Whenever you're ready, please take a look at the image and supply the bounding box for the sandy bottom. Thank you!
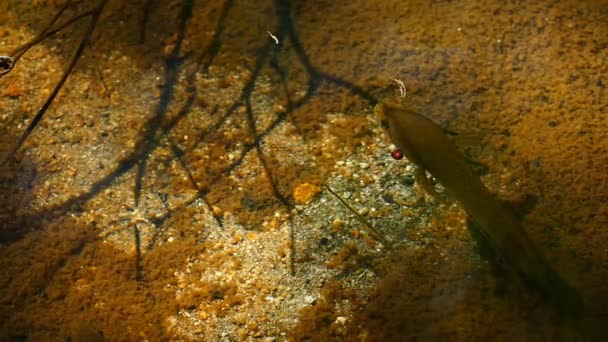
[0,0,607,340]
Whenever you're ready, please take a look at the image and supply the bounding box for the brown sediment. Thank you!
[0,216,189,340]
[0,0,607,340]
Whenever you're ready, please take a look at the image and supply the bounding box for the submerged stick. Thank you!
[325,184,389,246]
[1,0,108,166]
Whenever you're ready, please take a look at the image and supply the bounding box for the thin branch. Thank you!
[10,0,74,64]
[2,0,109,165]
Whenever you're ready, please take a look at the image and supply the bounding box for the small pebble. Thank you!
[304,295,316,304]
[335,316,347,325]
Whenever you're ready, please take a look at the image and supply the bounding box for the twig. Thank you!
[325,184,389,246]
[2,0,109,166]
[3,0,76,75]
[393,78,407,97]
[266,30,279,44]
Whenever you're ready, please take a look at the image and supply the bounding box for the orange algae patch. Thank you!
[0,209,245,341]
[293,182,321,205]
[290,280,362,341]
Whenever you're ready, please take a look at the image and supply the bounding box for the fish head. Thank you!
[373,102,423,165]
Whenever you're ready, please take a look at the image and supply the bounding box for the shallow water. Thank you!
[0,0,607,340]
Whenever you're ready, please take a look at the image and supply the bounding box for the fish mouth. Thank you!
[373,103,401,154]
[373,103,391,142]
[373,103,386,124]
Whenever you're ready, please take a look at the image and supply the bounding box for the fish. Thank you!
[374,102,582,315]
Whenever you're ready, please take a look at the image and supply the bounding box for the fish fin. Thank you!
[449,131,484,147]
[499,194,538,220]
[463,155,490,176]
[445,130,490,175]
[414,167,449,204]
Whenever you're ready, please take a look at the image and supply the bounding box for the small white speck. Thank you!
[267,30,279,44]
[304,295,316,304]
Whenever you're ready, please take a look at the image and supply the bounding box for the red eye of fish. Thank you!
[390,149,403,160]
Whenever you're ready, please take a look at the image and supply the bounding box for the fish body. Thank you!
[375,103,582,314]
